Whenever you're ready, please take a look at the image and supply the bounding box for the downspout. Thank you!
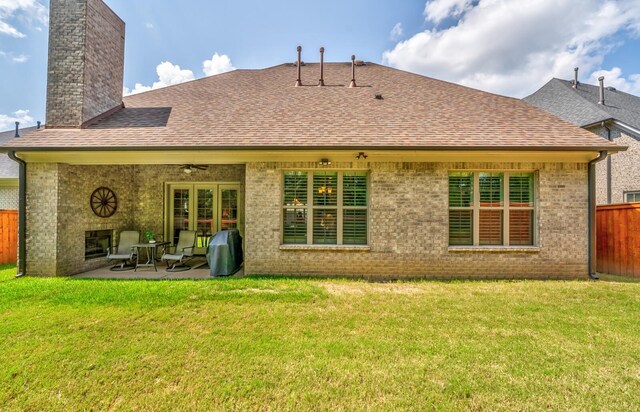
[588,150,608,280]
[602,121,612,204]
[7,151,26,277]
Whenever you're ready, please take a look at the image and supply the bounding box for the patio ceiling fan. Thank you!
[180,164,208,174]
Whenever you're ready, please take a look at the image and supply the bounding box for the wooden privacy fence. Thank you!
[597,202,640,277]
[0,210,18,265]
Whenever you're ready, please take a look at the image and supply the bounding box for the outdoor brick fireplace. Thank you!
[85,230,112,260]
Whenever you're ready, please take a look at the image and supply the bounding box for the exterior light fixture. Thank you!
[356,152,368,160]
[318,158,332,166]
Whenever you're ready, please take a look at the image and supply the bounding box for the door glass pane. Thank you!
[173,189,190,245]
[220,189,238,230]
[197,189,215,248]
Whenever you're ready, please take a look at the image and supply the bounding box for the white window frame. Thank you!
[624,191,640,203]
[282,170,369,246]
[449,171,537,247]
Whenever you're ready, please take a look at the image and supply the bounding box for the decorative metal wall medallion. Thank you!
[90,187,117,218]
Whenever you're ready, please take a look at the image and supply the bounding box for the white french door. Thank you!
[167,183,241,254]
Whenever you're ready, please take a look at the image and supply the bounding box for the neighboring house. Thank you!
[524,74,640,205]
[0,126,39,210]
[0,0,624,278]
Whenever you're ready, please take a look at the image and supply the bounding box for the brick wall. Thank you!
[25,164,244,276]
[56,164,135,275]
[26,161,588,278]
[593,126,640,204]
[46,0,124,127]
[83,0,125,122]
[245,161,589,279]
[25,164,59,276]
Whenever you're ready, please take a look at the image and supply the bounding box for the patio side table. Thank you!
[133,242,170,271]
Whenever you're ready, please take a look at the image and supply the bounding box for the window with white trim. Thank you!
[283,171,368,245]
[625,191,640,202]
[449,172,535,246]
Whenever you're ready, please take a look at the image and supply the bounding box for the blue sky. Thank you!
[1,0,640,131]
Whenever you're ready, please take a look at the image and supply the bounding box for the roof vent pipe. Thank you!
[295,46,302,87]
[573,67,579,88]
[14,121,19,138]
[349,55,357,88]
[598,76,605,105]
[37,121,41,129]
[318,47,325,87]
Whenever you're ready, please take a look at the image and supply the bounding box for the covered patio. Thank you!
[23,162,245,277]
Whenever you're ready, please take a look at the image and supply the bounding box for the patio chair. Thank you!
[161,230,197,272]
[107,230,139,271]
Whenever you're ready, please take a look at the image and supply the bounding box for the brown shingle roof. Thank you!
[2,62,621,151]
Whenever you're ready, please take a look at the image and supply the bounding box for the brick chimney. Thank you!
[46,0,125,128]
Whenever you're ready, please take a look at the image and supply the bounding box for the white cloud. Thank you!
[383,0,640,97]
[0,19,23,37]
[590,67,640,95]
[124,61,195,95]
[11,53,27,62]
[202,53,235,76]
[0,0,48,38]
[0,109,34,132]
[125,53,235,96]
[424,0,473,24]
[0,50,28,62]
[390,22,403,40]
[145,22,153,29]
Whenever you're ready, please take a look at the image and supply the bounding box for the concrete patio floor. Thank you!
[73,258,244,280]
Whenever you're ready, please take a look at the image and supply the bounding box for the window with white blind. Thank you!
[449,171,535,246]
[283,171,368,245]
[625,191,640,202]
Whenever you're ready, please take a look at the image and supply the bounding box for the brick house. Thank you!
[1,0,625,278]
[524,72,640,205]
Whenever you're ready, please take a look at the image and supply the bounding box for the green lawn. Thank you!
[1,265,640,411]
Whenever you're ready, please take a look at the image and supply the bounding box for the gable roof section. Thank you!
[524,78,640,131]
[3,63,620,151]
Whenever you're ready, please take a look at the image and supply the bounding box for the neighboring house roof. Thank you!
[0,126,38,178]
[523,78,640,131]
[2,63,620,151]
